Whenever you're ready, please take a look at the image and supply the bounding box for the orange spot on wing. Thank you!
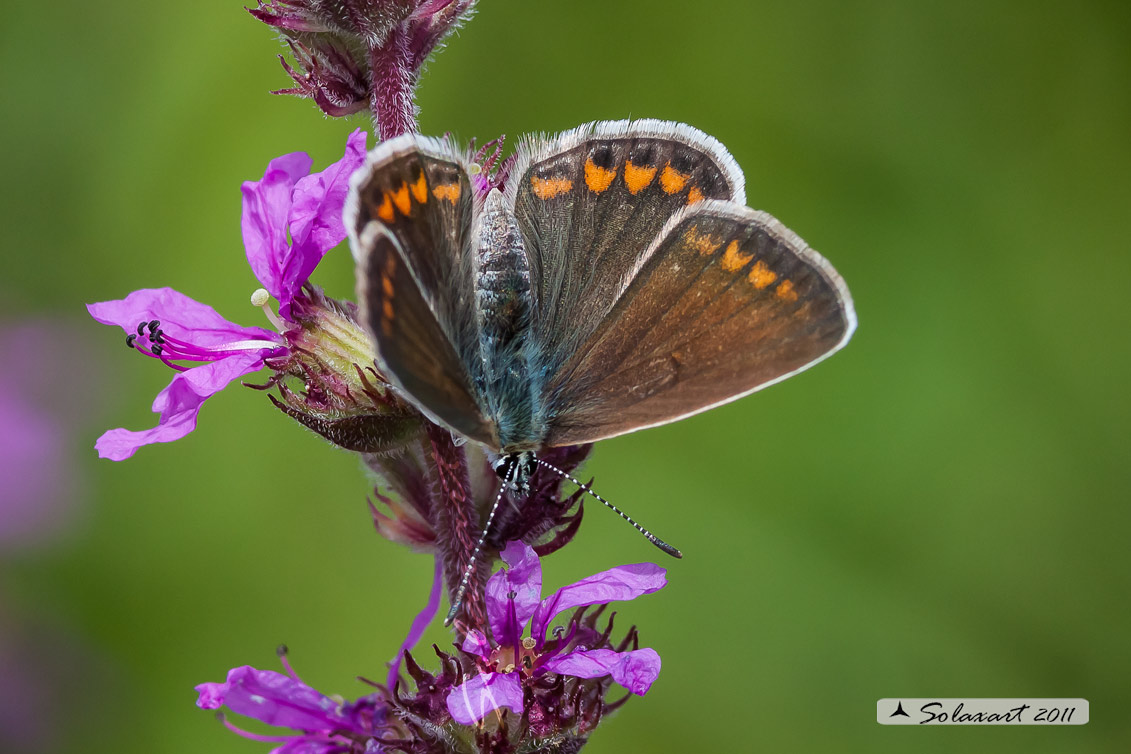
[721,240,753,272]
[376,193,395,222]
[531,176,572,199]
[747,261,777,289]
[410,172,428,203]
[776,279,798,302]
[391,182,412,216]
[382,300,394,320]
[584,158,617,193]
[433,183,461,202]
[660,164,689,194]
[381,275,394,297]
[685,225,721,256]
[623,160,657,194]
[687,186,705,205]
[383,254,396,276]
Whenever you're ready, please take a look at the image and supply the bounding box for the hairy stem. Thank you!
[368,24,418,140]
[425,424,488,633]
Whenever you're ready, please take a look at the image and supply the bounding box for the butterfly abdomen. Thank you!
[474,190,540,450]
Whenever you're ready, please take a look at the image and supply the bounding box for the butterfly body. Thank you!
[471,189,542,452]
[347,120,856,464]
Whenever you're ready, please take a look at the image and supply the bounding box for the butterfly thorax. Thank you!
[474,189,542,451]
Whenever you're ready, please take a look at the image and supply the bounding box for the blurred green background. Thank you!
[2,1,1129,751]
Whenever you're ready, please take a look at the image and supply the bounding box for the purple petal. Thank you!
[460,629,491,657]
[445,672,523,725]
[87,288,277,346]
[273,742,343,754]
[94,350,265,460]
[531,563,666,640]
[241,131,367,319]
[241,152,315,306]
[195,666,353,731]
[387,554,443,689]
[288,129,366,259]
[540,648,661,696]
[485,541,542,645]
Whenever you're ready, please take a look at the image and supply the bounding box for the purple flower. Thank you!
[387,554,444,689]
[242,131,367,320]
[88,130,367,461]
[197,561,444,752]
[446,541,665,725]
[197,545,662,752]
[196,658,386,753]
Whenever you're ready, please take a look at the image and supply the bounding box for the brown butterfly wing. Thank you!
[541,201,856,447]
[508,120,745,384]
[348,136,500,448]
[348,134,480,363]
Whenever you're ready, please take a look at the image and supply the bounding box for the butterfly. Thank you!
[345,119,855,584]
[347,117,854,461]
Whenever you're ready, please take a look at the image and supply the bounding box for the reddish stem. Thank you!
[368,24,418,139]
[424,424,488,633]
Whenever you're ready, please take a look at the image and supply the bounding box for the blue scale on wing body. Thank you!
[473,190,543,451]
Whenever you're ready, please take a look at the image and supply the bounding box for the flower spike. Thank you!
[199,543,666,752]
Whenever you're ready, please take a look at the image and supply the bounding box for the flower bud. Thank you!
[264,287,423,453]
[251,0,477,137]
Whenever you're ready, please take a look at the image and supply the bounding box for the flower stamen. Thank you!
[276,644,306,684]
[251,287,287,331]
[217,713,308,744]
[124,319,283,369]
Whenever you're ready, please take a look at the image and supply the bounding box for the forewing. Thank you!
[347,133,480,367]
[508,120,745,378]
[541,201,856,446]
[348,136,499,448]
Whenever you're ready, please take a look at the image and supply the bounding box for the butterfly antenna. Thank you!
[444,461,517,626]
[535,458,682,559]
